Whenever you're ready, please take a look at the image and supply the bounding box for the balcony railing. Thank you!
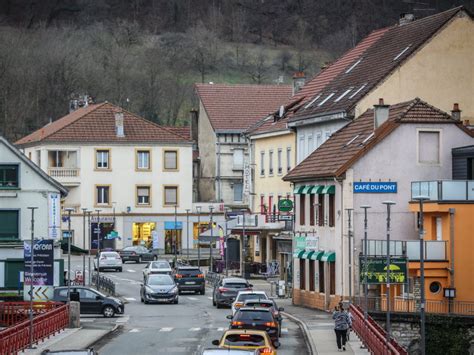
[363,239,447,260]
[48,167,80,178]
[411,180,474,201]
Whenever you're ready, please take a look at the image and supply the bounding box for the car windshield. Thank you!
[151,261,170,269]
[235,310,273,322]
[147,275,174,286]
[238,294,267,302]
[223,334,266,346]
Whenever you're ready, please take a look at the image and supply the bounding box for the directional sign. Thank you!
[23,285,54,301]
[278,199,294,212]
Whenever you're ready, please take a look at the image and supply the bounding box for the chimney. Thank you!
[190,109,199,143]
[399,13,415,26]
[451,103,461,121]
[374,98,390,129]
[292,72,306,95]
[114,107,125,137]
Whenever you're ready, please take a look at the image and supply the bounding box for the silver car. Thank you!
[94,251,123,272]
[143,260,173,280]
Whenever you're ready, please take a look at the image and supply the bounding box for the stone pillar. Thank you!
[69,301,81,328]
[413,277,421,312]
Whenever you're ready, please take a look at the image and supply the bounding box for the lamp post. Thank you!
[382,200,396,345]
[345,208,354,303]
[86,211,92,285]
[196,206,202,267]
[64,208,75,301]
[413,195,429,355]
[174,204,178,263]
[27,206,38,350]
[225,208,231,277]
[81,208,88,286]
[360,205,371,321]
[185,209,191,261]
[241,209,246,278]
[95,209,101,288]
[209,206,214,272]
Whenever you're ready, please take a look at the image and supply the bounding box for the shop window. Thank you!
[328,194,335,227]
[95,149,110,169]
[96,185,110,206]
[318,194,325,226]
[164,150,178,170]
[319,261,325,293]
[132,222,156,248]
[136,150,151,170]
[137,186,151,206]
[299,259,306,290]
[164,186,178,205]
[0,165,19,188]
[299,194,305,226]
[329,262,336,295]
[309,194,315,226]
[0,210,19,240]
[309,260,315,291]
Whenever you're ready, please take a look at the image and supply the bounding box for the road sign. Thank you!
[278,199,293,212]
[278,215,293,221]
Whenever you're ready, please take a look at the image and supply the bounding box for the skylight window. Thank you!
[345,58,362,74]
[345,134,360,147]
[304,94,321,109]
[361,132,375,145]
[317,93,335,107]
[393,45,411,61]
[349,84,367,99]
[334,88,353,102]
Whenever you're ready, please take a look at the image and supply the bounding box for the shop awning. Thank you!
[293,249,305,258]
[310,185,324,194]
[302,250,315,259]
[310,250,324,260]
[293,185,305,194]
[301,185,313,194]
[321,251,336,262]
[322,185,335,194]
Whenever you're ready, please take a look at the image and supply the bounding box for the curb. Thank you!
[282,311,318,355]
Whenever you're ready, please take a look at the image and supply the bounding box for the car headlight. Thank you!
[171,286,178,294]
[145,287,154,295]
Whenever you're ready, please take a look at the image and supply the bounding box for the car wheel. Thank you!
[200,288,205,295]
[212,298,216,306]
[102,305,115,318]
[144,299,149,304]
[173,298,179,304]
[216,302,222,309]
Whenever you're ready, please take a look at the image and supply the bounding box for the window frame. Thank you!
[318,194,325,226]
[277,148,282,175]
[268,150,274,176]
[309,193,315,226]
[233,182,243,202]
[232,149,244,170]
[260,151,265,176]
[136,185,152,207]
[163,185,179,207]
[286,147,291,172]
[417,129,442,166]
[328,194,335,227]
[95,185,111,207]
[95,149,111,171]
[299,194,306,226]
[0,209,20,240]
[163,149,179,171]
[135,149,151,171]
[0,164,19,189]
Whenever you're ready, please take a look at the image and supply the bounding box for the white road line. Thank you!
[124,297,136,301]
[159,327,174,332]
[207,297,213,300]
[187,297,198,301]
[129,328,140,333]
[189,327,201,331]
[115,316,130,323]
[80,319,95,323]
[281,328,289,333]
[217,327,226,331]
[127,269,136,273]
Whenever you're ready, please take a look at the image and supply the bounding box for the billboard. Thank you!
[24,240,55,301]
[359,257,407,284]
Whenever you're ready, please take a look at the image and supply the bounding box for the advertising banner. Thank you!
[219,227,225,257]
[48,193,61,239]
[152,230,159,249]
[24,240,54,301]
[295,235,306,250]
[359,257,407,284]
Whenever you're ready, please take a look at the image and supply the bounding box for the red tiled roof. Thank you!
[165,126,191,140]
[195,84,292,132]
[16,103,191,146]
[284,98,462,181]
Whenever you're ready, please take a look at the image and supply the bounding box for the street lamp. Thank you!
[225,208,231,277]
[64,207,75,301]
[81,208,89,286]
[185,209,191,261]
[95,209,101,288]
[86,211,92,285]
[382,200,396,345]
[174,204,178,263]
[345,208,354,303]
[241,209,246,278]
[360,205,371,322]
[209,206,214,272]
[196,206,202,267]
[413,195,429,355]
[27,206,38,350]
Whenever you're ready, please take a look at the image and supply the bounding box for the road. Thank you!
[65,256,307,355]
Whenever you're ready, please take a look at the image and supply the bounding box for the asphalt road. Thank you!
[65,255,307,355]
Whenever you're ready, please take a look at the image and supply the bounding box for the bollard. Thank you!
[68,301,81,328]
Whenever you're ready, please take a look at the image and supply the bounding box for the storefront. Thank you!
[164,221,182,254]
[132,222,156,248]
[193,222,212,249]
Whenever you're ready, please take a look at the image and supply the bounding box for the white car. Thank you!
[231,290,268,315]
[143,260,173,279]
[94,251,123,272]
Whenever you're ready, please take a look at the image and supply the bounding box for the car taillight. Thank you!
[197,274,204,278]
[259,348,273,354]
[232,321,244,326]
[235,302,243,308]
[264,322,277,327]
[219,287,229,293]
[175,274,183,279]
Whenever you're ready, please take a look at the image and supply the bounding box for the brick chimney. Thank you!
[451,103,461,121]
[374,98,390,129]
[114,107,125,137]
[399,13,415,26]
[292,72,306,95]
[190,109,199,143]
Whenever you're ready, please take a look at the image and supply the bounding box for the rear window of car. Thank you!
[102,252,119,258]
[177,268,201,276]
[245,302,273,308]
[224,334,266,346]
[235,310,274,322]
[224,282,249,288]
[238,294,267,302]
[151,262,170,269]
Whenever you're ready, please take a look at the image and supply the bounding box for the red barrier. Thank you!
[0,304,69,355]
[0,302,65,327]
[349,304,407,355]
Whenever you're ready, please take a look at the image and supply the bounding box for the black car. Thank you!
[53,286,124,318]
[174,266,205,295]
[213,277,252,308]
[140,274,179,304]
[227,307,280,343]
[243,299,284,336]
[119,246,157,263]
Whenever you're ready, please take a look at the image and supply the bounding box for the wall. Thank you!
[197,100,217,202]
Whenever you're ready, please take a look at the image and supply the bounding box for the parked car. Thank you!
[53,286,124,318]
[119,246,157,263]
[213,278,253,309]
[140,274,179,304]
[243,299,284,336]
[201,349,258,355]
[212,329,278,355]
[231,291,268,315]
[227,307,280,343]
[143,260,173,280]
[93,251,123,272]
[173,266,205,295]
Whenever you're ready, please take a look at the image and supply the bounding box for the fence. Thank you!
[91,273,116,296]
[0,302,65,327]
[205,271,222,287]
[0,303,69,355]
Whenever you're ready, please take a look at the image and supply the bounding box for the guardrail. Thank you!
[0,302,65,327]
[0,303,69,354]
[92,273,116,296]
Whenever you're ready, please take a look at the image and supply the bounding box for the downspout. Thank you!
[335,177,344,302]
[216,137,221,202]
[449,208,455,288]
[247,136,253,211]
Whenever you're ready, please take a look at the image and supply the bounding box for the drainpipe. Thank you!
[449,208,455,288]
[335,177,344,304]
[216,137,221,202]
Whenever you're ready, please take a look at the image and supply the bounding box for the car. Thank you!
[173,266,205,295]
[243,299,284,336]
[201,349,258,355]
[119,246,157,263]
[227,307,280,343]
[213,278,253,309]
[143,260,173,280]
[212,329,278,355]
[53,286,124,318]
[140,274,179,304]
[93,251,123,272]
[231,291,268,315]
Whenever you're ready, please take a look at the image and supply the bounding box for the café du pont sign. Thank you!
[353,182,397,193]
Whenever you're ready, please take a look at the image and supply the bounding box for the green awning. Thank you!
[310,250,324,260]
[302,250,315,259]
[301,185,313,194]
[310,185,324,194]
[322,185,335,194]
[293,185,305,194]
[321,251,336,262]
[293,249,305,258]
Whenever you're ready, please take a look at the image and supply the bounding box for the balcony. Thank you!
[47,150,80,186]
[48,167,80,178]
[411,180,474,201]
[363,239,447,261]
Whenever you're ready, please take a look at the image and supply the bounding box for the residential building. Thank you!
[194,84,292,209]
[284,98,473,310]
[16,102,223,255]
[0,136,67,290]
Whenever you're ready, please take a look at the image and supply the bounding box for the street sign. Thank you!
[359,257,407,284]
[278,199,294,212]
[278,215,293,221]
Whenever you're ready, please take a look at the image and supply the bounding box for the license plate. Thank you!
[185,281,195,285]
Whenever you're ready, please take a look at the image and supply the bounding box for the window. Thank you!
[429,281,441,294]
[234,182,243,202]
[299,194,306,226]
[260,195,265,214]
[233,149,244,170]
[418,131,440,164]
[96,185,110,205]
[96,149,110,170]
[269,150,274,175]
[309,194,315,226]
[299,259,306,290]
[164,150,178,170]
[319,261,325,293]
[79,289,99,300]
[298,135,305,163]
[318,194,325,226]
[164,186,178,205]
[328,194,335,227]
[0,165,19,188]
[260,151,265,176]
[277,149,282,174]
[268,195,273,214]
[0,210,19,240]
[136,150,151,170]
[307,134,313,156]
[435,217,442,241]
[137,186,151,206]
[36,151,41,167]
[329,262,336,295]
[286,147,291,172]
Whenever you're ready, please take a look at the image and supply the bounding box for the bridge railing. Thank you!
[0,302,65,327]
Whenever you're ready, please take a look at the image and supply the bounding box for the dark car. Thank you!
[174,266,205,295]
[243,299,284,336]
[227,307,280,343]
[119,246,157,263]
[140,274,179,304]
[213,278,252,308]
[53,286,124,318]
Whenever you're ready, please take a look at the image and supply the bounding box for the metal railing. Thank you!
[0,303,69,354]
[0,302,65,327]
[92,273,116,296]
[411,180,474,201]
[363,239,447,260]
[48,167,80,177]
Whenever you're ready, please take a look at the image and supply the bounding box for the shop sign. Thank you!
[164,221,183,230]
[278,214,293,221]
[353,182,397,193]
[295,235,306,250]
[278,199,293,212]
[48,193,60,239]
[91,216,115,223]
[359,257,407,284]
[305,236,318,250]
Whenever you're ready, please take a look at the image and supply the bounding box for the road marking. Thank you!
[129,328,140,333]
[281,328,289,333]
[160,327,174,332]
[189,327,201,331]
[207,297,213,300]
[124,297,136,301]
[80,319,94,323]
[187,297,198,301]
[127,269,136,273]
[217,327,226,331]
[115,316,130,323]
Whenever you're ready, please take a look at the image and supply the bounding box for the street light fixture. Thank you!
[413,195,429,355]
[382,200,396,345]
[209,206,214,272]
[196,206,202,267]
[27,206,38,350]
[185,209,191,261]
[360,205,371,323]
[224,207,231,277]
[81,208,89,286]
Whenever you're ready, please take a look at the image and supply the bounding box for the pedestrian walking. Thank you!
[333,304,352,351]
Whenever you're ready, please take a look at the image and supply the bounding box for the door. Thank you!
[79,288,103,314]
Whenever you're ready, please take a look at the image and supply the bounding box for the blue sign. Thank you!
[164,221,183,230]
[353,182,397,193]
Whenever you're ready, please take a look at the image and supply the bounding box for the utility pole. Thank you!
[81,208,88,286]
[360,205,371,322]
[186,209,191,261]
[225,208,230,277]
[65,208,75,300]
[196,206,201,267]
[345,208,353,303]
[27,206,38,350]
[209,206,214,272]
[382,200,396,345]
[87,211,92,285]
[95,209,101,288]
[174,204,178,264]
[241,209,246,278]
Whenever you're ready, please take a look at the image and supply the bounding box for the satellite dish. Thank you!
[279,105,285,118]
